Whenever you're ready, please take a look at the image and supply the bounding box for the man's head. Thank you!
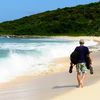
[79,39,84,45]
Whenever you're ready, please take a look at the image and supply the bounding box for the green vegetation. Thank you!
[0,2,100,36]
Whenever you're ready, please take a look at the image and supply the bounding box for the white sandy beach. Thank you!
[0,36,100,100]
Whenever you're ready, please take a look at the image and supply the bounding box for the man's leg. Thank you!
[80,72,86,87]
[77,72,82,87]
[80,63,87,87]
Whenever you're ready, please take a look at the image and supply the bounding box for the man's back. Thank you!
[75,46,89,63]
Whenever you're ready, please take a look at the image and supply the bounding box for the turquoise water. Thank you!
[0,37,97,83]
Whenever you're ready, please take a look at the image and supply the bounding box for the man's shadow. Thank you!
[52,85,77,89]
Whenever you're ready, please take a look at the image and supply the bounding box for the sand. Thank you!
[0,36,100,100]
[51,81,100,100]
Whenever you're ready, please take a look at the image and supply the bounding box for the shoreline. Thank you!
[0,56,69,89]
[0,36,100,100]
[0,36,100,88]
[0,50,100,100]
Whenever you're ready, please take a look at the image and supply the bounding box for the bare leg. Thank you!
[77,72,81,87]
[80,73,86,88]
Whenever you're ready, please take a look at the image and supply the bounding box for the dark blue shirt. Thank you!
[75,46,89,63]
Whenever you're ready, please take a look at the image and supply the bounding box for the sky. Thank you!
[0,0,99,22]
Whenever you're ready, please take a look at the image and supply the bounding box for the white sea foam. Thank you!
[0,38,98,83]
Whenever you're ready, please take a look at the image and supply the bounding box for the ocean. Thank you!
[0,37,97,83]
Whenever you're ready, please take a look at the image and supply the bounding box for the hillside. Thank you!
[0,2,100,36]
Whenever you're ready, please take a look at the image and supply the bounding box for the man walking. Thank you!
[74,39,90,88]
